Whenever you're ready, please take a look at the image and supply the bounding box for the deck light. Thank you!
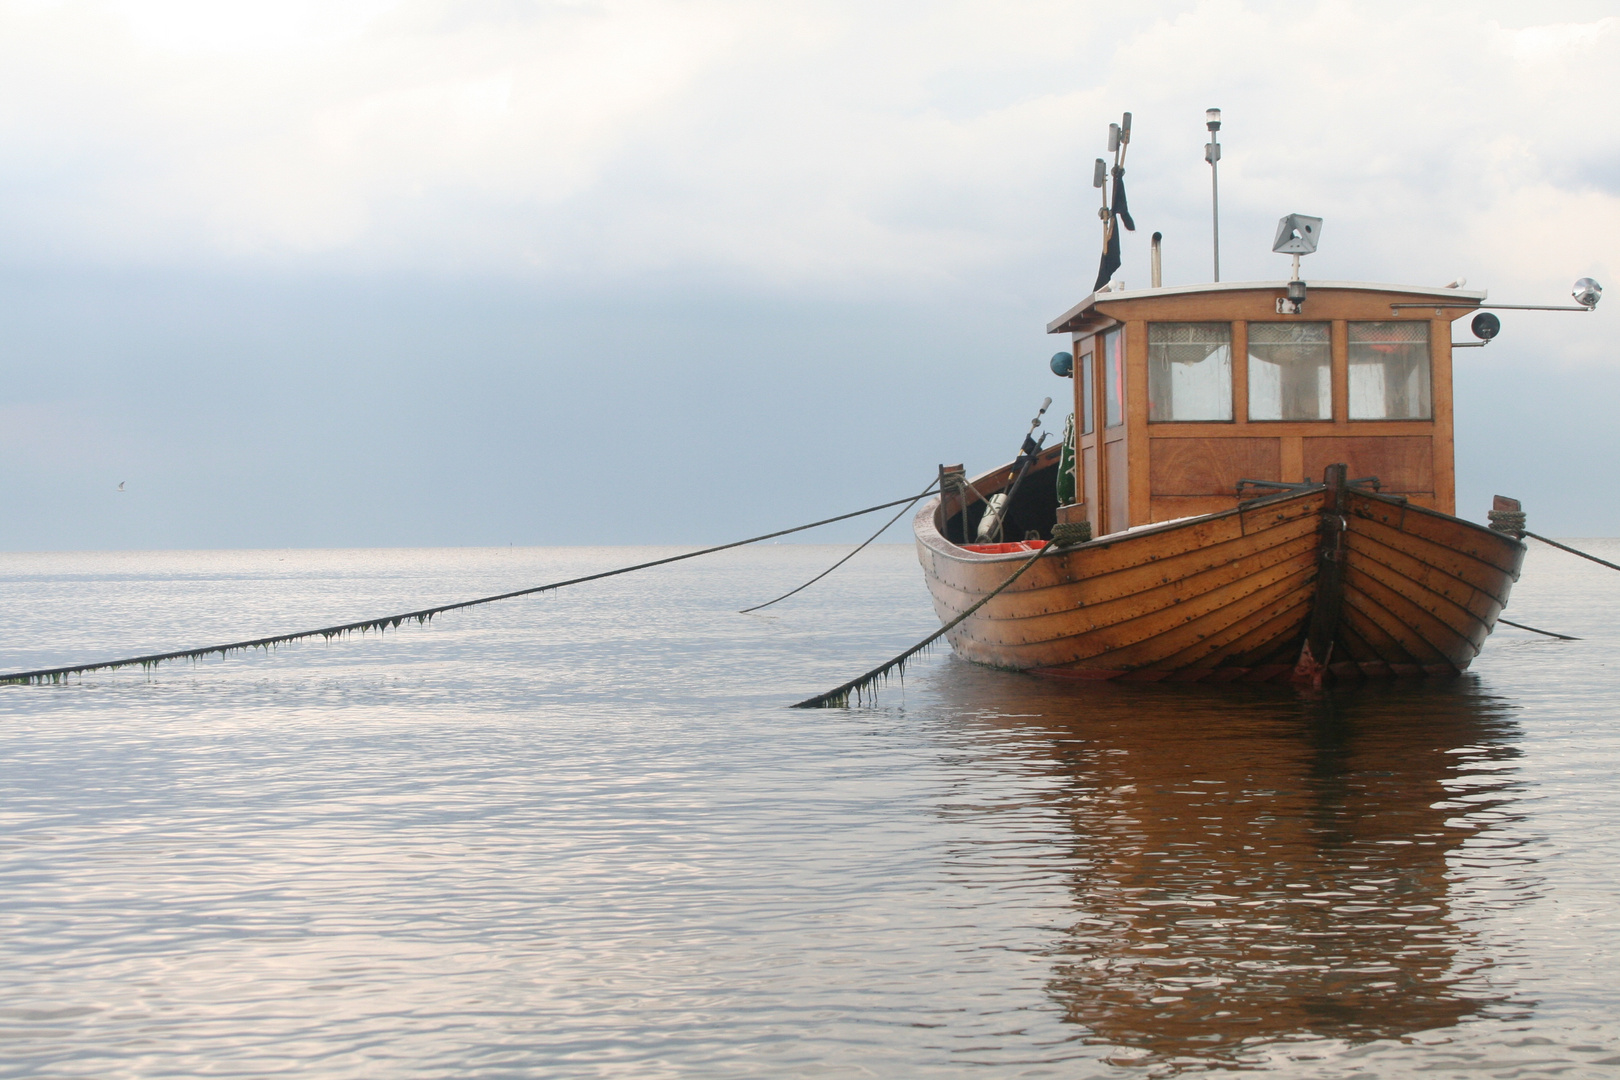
[1471,312,1501,340]
[1573,277,1603,308]
[1272,213,1321,313]
[1050,351,1074,378]
[1272,214,1322,256]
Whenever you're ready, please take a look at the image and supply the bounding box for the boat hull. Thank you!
[914,474,1525,683]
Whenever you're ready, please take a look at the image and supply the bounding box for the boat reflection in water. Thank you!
[933,667,1531,1068]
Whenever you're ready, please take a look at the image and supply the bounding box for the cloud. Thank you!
[1,0,1617,547]
[0,0,1613,314]
[0,0,746,264]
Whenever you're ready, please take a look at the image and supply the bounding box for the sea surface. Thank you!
[1,539,1618,1078]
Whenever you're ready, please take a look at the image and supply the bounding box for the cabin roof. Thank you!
[1046,280,1489,335]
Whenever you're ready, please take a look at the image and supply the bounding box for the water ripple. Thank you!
[2,543,1619,1076]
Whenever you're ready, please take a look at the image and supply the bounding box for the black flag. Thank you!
[1111,166,1135,232]
[1093,166,1134,293]
[1093,217,1120,293]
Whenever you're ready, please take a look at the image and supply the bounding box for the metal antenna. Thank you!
[1205,108,1222,282]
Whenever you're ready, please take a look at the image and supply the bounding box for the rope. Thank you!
[1051,521,1093,546]
[937,468,996,546]
[1487,509,1526,536]
[792,539,1067,709]
[0,491,935,687]
[739,483,936,614]
[1524,531,1620,574]
[1497,618,1580,641]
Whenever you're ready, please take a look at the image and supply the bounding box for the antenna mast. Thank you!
[1090,111,1135,294]
[1205,108,1222,282]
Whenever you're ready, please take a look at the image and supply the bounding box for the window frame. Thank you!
[1246,320,1334,423]
[1079,348,1095,435]
[1347,320,1433,421]
[1103,328,1124,429]
[1145,321,1234,424]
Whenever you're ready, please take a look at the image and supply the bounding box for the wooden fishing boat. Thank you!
[914,279,1529,684]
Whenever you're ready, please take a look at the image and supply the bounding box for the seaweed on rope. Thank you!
[1,486,936,687]
[792,541,1062,709]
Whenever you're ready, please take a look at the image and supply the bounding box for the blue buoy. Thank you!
[1050,351,1074,378]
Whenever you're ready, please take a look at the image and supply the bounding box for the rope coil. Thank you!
[1051,521,1093,546]
[1488,509,1526,537]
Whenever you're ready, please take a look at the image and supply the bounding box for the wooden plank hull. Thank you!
[915,470,1525,683]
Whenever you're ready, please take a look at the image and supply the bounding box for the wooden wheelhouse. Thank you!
[1046,280,1481,535]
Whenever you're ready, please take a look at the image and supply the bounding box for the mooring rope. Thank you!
[1484,514,1599,639]
[1497,618,1580,641]
[739,483,937,614]
[0,491,933,687]
[1524,531,1620,574]
[1503,530,1619,639]
[792,538,1068,709]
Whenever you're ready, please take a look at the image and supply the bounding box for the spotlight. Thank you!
[1470,312,1501,340]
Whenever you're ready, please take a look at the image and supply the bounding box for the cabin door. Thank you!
[1073,343,1101,535]
[1099,328,1128,533]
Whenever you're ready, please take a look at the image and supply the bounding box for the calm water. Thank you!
[1,541,1618,1078]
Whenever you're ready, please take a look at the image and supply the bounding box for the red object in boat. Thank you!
[961,541,1047,555]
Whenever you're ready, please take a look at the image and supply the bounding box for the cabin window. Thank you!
[1080,350,1095,435]
[1103,329,1124,428]
[1147,322,1232,422]
[1349,321,1430,419]
[1248,322,1331,420]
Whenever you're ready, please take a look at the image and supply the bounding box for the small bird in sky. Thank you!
[117,482,125,491]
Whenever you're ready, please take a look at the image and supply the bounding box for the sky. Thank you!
[1,0,1617,550]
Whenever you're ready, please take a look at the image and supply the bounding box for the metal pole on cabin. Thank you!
[1205,108,1222,282]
